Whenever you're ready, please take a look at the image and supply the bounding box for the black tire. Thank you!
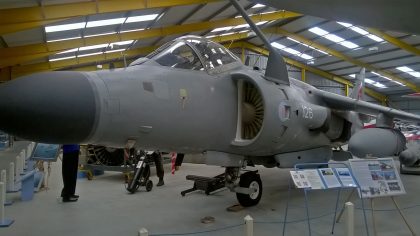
[236,172,262,207]
[126,179,140,194]
[145,180,153,192]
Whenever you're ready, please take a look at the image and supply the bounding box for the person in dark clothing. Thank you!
[152,151,165,186]
[175,153,184,171]
[61,144,80,202]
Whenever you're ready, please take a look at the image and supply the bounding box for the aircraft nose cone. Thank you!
[0,71,97,144]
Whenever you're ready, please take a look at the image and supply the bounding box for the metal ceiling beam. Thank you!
[264,27,419,92]
[0,0,223,35]
[236,41,387,103]
[366,28,420,56]
[0,11,301,68]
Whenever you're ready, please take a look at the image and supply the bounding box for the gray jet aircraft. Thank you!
[0,0,420,206]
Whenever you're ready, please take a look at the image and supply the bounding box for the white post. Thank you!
[0,182,4,222]
[244,215,253,236]
[8,162,14,191]
[345,202,354,236]
[15,156,20,176]
[138,228,148,236]
[21,150,26,170]
[1,170,6,205]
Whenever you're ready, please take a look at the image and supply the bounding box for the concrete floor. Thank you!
[2,159,420,236]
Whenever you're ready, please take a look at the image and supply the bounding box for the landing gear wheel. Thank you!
[145,180,153,192]
[236,171,262,207]
[126,180,140,194]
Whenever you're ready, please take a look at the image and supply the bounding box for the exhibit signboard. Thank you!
[349,158,406,198]
[290,167,357,190]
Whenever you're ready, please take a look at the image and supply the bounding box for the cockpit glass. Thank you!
[187,39,239,69]
[147,41,204,71]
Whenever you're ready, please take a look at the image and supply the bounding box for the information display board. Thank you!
[30,143,61,162]
[290,167,356,190]
[349,158,405,198]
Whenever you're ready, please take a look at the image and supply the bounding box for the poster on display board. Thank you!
[349,158,406,198]
[290,167,357,190]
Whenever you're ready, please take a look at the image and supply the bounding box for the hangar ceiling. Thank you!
[0,0,419,103]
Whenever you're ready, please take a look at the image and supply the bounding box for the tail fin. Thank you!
[350,67,365,100]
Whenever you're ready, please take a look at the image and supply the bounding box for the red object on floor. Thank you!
[171,152,177,174]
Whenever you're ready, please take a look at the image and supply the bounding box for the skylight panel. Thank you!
[371,71,406,86]
[324,34,344,43]
[211,26,233,32]
[49,56,76,62]
[271,42,313,60]
[252,3,265,8]
[367,34,384,42]
[337,22,352,27]
[256,21,268,25]
[79,43,109,51]
[47,36,82,43]
[86,18,126,28]
[126,14,158,23]
[309,27,359,49]
[339,41,358,49]
[348,74,356,78]
[338,22,384,42]
[308,27,328,36]
[78,52,103,58]
[397,66,420,78]
[286,37,329,55]
[45,22,86,33]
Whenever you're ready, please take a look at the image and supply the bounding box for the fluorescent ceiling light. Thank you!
[47,36,82,43]
[78,52,103,58]
[85,32,115,38]
[49,56,76,62]
[57,48,78,54]
[86,18,126,28]
[105,49,126,53]
[252,3,265,8]
[256,21,268,25]
[120,28,144,33]
[126,14,158,23]
[233,24,249,29]
[79,43,109,51]
[324,34,344,43]
[365,78,387,88]
[272,42,286,49]
[45,22,86,33]
[111,40,134,46]
[211,26,233,32]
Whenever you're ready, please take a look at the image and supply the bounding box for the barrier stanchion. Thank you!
[345,202,354,236]
[8,162,15,192]
[0,182,14,227]
[138,228,148,236]
[244,215,253,236]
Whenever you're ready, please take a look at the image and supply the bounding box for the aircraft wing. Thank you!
[313,89,420,123]
[252,0,420,34]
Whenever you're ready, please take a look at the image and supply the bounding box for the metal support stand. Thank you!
[283,162,369,236]
[391,197,416,236]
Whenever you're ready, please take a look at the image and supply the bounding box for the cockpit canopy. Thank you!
[130,36,241,72]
